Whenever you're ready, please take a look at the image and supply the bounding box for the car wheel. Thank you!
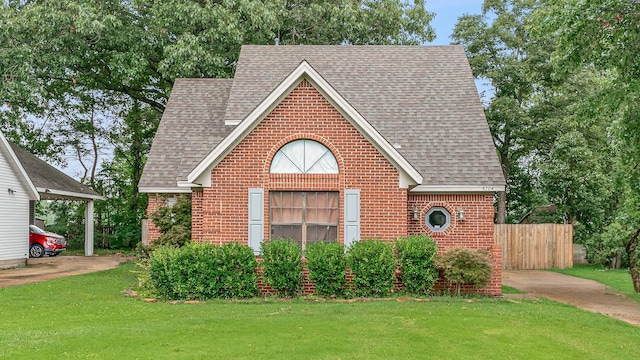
[29,244,44,258]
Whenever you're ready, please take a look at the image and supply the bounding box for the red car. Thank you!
[29,225,67,258]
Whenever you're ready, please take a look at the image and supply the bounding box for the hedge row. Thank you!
[149,242,258,300]
[263,236,442,298]
[145,236,492,300]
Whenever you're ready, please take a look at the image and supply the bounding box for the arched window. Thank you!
[270,139,338,174]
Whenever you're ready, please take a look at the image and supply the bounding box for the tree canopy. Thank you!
[0,0,435,250]
[453,1,636,279]
[1,0,434,116]
[530,0,640,291]
[454,0,639,290]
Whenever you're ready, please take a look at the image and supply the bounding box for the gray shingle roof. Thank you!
[9,142,101,200]
[141,45,505,190]
[139,78,234,189]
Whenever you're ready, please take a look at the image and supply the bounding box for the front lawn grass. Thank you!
[551,264,640,302]
[501,285,525,294]
[63,248,135,256]
[1,263,640,359]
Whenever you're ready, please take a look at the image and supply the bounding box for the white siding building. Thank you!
[0,132,39,269]
[0,130,102,269]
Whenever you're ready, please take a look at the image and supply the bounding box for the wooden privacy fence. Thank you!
[495,224,573,270]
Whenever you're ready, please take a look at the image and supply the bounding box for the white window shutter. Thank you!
[344,189,360,249]
[248,188,264,254]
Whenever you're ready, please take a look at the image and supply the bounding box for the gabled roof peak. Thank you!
[0,131,39,200]
[187,59,423,187]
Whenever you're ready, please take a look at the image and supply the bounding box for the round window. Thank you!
[426,207,451,232]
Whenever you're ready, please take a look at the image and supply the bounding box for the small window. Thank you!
[426,207,451,232]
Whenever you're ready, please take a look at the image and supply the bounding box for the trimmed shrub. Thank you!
[148,246,175,298]
[149,243,215,300]
[147,242,258,300]
[436,247,492,296]
[261,238,304,297]
[217,242,259,299]
[305,242,347,298]
[395,234,438,295]
[346,239,395,297]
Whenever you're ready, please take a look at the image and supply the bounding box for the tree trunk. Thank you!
[610,249,622,270]
[496,152,509,224]
[626,228,640,293]
[89,110,99,188]
[497,191,506,224]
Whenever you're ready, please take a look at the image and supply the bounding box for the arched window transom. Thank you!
[270,139,338,174]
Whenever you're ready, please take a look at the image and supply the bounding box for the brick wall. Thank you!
[146,194,163,243]
[146,79,502,296]
[146,193,192,244]
[408,193,501,296]
[192,79,407,245]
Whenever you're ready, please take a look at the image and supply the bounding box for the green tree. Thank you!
[532,0,640,291]
[451,0,554,223]
[453,0,615,237]
[528,70,616,244]
[1,0,435,114]
[537,131,609,243]
[150,195,192,248]
[1,0,436,249]
[94,102,159,248]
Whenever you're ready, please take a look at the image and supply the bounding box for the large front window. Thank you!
[270,191,339,249]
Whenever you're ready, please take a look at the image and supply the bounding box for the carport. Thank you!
[9,143,102,256]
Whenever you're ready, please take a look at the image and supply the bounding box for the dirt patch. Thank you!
[503,270,640,327]
[0,255,132,287]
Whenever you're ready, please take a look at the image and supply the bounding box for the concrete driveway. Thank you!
[0,255,131,287]
[504,270,640,327]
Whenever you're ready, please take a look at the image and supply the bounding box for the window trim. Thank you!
[425,207,451,232]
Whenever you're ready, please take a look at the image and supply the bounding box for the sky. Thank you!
[428,1,494,103]
[428,0,484,45]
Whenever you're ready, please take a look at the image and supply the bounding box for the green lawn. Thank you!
[501,285,525,294]
[63,248,135,256]
[551,264,640,302]
[2,263,640,359]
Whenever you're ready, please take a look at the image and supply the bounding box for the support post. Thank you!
[85,200,94,256]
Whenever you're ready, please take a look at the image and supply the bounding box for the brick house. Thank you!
[139,45,506,295]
